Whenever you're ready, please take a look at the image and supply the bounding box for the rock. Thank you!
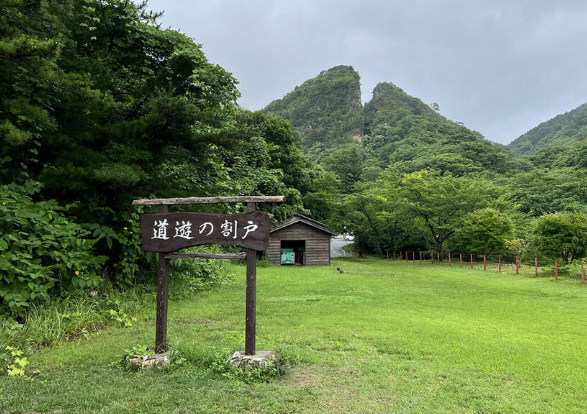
[230,351,275,370]
[127,352,169,369]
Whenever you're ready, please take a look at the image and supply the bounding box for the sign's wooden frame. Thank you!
[133,196,285,355]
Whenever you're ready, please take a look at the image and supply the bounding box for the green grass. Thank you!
[2,257,587,413]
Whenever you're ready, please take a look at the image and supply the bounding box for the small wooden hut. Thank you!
[267,215,337,266]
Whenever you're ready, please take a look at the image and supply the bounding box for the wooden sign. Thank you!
[133,196,285,355]
[139,210,272,252]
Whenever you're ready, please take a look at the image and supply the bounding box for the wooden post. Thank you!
[498,255,501,272]
[483,255,487,270]
[405,251,408,262]
[245,203,257,355]
[420,251,422,263]
[412,251,415,263]
[399,251,402,260]
[555,260,558,280]
[155,204,170,353]
[437,252,440,264]
[448,252,451,266]
[516,256,519,274]
[460,253,462,267]
[393,251,396,260]
[535,257,538,276]
[470,254,473,269]
[431,252,434,264]
[582,261,585,284]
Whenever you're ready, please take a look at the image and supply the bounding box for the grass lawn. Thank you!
[2,257,587,413]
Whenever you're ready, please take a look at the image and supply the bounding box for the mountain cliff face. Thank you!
[508,103,587,156]
[263,66,516,176]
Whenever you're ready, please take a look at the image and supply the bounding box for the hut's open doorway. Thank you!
[280,240,306,265]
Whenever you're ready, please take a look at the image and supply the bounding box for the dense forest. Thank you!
[2,1,587,321]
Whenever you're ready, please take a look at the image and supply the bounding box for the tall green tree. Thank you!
[457,208,515,254]
[532,212,587,264]
[399,170,497,253]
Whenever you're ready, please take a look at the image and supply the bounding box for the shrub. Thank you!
[0,181,106,317]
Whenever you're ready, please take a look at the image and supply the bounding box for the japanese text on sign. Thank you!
[140,211,272,253]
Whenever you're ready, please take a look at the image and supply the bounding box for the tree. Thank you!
[532,212,587,264]
[341,170,425,254]
[321,145,364,194]
[399,170,496,253]
[457,208,514,254]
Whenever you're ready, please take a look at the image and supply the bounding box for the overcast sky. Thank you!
[146,0,587,145]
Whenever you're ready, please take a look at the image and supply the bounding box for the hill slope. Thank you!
[262,65,364,150]
[508,103,587,156]
[264,67,518,176]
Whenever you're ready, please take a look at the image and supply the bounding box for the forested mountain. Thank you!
[361,82,520,175]
[263,65,364,157]
[263,66,587,259]
[509,102,587,155]
[263,66,524,191]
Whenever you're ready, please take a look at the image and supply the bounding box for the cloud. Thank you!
[147,0,587,144]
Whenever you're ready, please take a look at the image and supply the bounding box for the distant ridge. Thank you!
[508,102,587,156]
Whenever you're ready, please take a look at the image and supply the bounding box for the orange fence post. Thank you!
[483,255,487,270]
[535,257,538,276]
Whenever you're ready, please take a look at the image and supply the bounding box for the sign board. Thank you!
[140,210,272,252]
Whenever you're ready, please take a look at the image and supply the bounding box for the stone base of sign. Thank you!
[230,351,275,370]
[127,352,170,369]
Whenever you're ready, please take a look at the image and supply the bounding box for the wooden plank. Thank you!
[245,202,256,356]
[133,196,285,206]
[155,204,170,353]
[140,210,272,252]
[165,253,246,260]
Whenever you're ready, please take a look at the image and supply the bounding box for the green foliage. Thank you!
[505,168,587,217]
[263,65,363,152]
[399,170,498,252]
[0,182,106,316]
[208,352,294,384]
[457,208,515,254]
[168,246,233,299]
[531,212,587,263]
[321,144,364,194]
[509,102,587,155]
[1,346,29,377]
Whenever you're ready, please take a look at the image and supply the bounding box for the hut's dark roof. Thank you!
[271,214,338,236]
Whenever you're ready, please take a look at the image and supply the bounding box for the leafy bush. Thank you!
[0,181,107,317]
[168,245,232,299]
